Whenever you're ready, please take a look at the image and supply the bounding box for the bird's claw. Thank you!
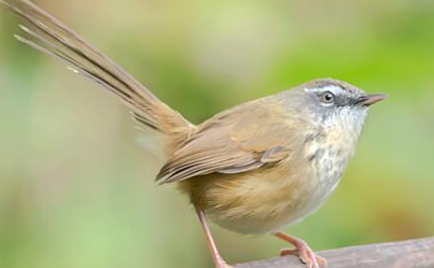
[280,246,327,268]
[214,255,233,268]
[216,263,233,268]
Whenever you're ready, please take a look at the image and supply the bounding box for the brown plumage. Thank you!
[1,1,388,268]
[157,98,297,183]
[1,0,193,156]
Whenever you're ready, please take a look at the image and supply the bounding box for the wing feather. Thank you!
[156,98,296,183]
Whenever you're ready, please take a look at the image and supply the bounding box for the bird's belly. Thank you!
[178,165,341,235]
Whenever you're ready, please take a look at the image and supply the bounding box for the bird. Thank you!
[0,1,387,268]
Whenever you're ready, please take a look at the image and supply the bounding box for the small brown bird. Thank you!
[1,1,387,268]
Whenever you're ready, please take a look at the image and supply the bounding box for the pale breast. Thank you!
[178,129,358,235]
[293,128,359,226]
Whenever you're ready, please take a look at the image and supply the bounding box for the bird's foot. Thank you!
[280,245,327,268]
[215,263,233,268]
[214,256,233,268]
[275,233,327,268]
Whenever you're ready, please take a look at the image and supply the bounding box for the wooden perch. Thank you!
[235,236,434,268]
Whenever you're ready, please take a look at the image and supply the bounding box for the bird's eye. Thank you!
[320,92,335,104]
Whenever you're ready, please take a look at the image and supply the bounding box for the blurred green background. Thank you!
[0,0,434,267]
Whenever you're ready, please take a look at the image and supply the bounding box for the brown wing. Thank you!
[156,97,297,183]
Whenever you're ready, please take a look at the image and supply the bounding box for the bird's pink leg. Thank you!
[275,232,327,268]
[196,207,233,268]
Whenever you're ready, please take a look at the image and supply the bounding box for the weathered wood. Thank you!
[235,236,434,268]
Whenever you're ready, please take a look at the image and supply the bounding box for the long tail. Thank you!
[1,0,195,156]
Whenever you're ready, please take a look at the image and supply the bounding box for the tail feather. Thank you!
[1,0,194,155]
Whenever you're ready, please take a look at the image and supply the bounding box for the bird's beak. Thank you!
[356,93,388,106]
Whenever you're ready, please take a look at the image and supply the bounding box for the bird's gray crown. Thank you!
[302,78,363,95]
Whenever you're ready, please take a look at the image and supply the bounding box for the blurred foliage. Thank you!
[0,0,434,268]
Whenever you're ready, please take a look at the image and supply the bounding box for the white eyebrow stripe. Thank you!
[321,85,344,95]
[304,85,344,95]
